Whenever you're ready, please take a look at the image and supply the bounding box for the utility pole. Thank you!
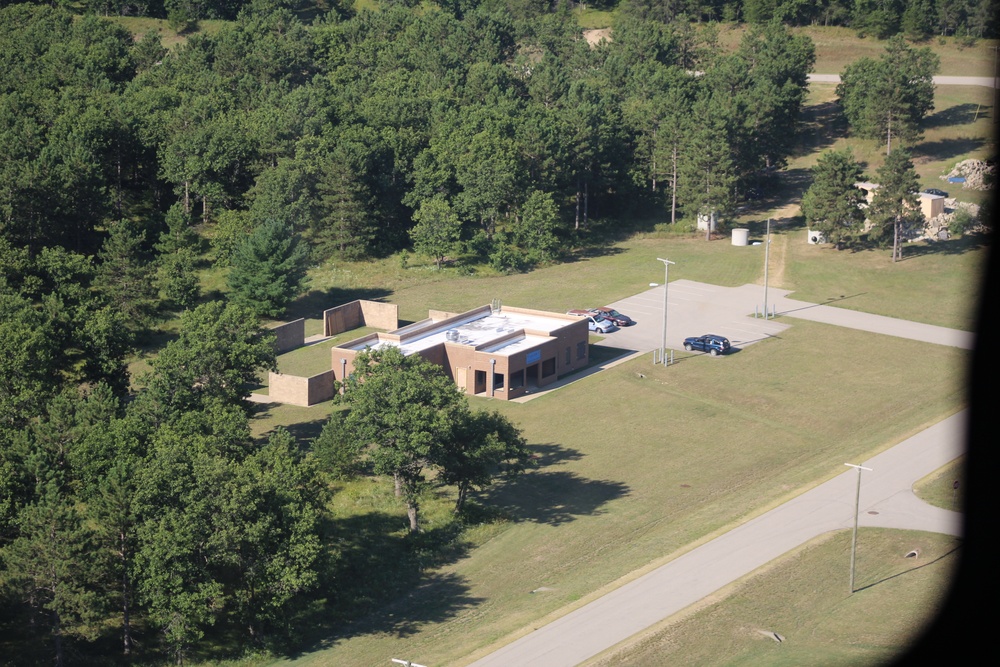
[763,218,771,319]
[845,462,873,593]
[657,258,675,365]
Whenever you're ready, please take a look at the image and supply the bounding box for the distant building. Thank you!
[854,181,945,220]
[331,304,590,400]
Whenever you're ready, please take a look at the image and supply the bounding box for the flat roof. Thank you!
[344,308,574,357]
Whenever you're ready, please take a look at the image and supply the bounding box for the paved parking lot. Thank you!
[596,279,790,355]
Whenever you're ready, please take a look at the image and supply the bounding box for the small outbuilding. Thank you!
[854,181,945,220]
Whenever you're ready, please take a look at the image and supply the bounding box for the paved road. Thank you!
[809,73,997,87]
[470,283,969,666]
[468,411,965,667]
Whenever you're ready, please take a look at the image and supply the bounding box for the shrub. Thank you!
[948,208,976,237]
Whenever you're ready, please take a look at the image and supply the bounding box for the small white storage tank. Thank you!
[697,211,717,232]
[807,229,826,244]
[731,228,749,246]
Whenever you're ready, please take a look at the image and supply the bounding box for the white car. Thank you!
[566,309,617,333]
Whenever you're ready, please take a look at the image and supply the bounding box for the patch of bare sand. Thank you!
[584,28,612,47]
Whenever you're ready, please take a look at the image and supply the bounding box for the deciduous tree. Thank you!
[339,346,464,532]
[139,301,276,419]
[409,195,461,270]
[435,409,531,514]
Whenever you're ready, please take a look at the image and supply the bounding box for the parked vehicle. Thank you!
[589,307,634,327]
[567,309,617,333]
[683,334,732,356]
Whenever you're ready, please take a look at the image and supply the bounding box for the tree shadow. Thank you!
[923,103,984,129]
[482,469,630,526]
[914,137,987,163]
[527,443,585,467]
[792,99,849,158]
[737,168,813,216]
[899,233,990,258]
[287,286,393,322]
[289,511,482,656]
[560,244,626,264]
[281,415,330,446]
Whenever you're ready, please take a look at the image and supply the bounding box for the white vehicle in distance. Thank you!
[566,309,617,333]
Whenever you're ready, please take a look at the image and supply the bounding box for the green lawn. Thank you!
[914,457,965,512]
[269,319,966,666]
[780,232,987,331]
[711,23,995,77]
[587,529,960,666]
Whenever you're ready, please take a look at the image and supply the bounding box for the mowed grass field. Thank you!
[914,457,965,512]
[586,529,961,667]
[269,317,966,666]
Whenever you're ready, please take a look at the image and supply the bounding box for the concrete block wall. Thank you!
[267,370,336,407]
[269,318,305,353]
[323,300,398,336]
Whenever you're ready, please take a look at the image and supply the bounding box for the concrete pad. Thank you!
[594,280,790,355]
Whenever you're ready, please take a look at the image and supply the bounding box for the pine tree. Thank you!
[801,148,868,248]
[227,219,309,319]
[869,149,922,262]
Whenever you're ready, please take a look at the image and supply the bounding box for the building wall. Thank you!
[440,318,589,400]
[323,300,398,336]
[269,318,305,353]
[919,195,944,220]
[267,370,336,407]
[328,306,590,401]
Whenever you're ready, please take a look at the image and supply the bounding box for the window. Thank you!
[566,347,571,365]
[494,372,505,390]
[542,358,556,377]
[577,341,587,360]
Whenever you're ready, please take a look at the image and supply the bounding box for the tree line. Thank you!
[1,1,817,287]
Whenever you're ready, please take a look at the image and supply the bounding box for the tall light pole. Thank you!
[845,462,873,593]
[657,258,675,365]
[763,218,771,319]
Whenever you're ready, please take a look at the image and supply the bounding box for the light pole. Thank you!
[657,258,675,365]
[845,462,873,593]
[763,217,771,319]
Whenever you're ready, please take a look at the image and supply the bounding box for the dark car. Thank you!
[683,334,732,356]
[922,188,948,197]
[589,307,634,327]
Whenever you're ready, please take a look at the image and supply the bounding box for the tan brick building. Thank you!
[331,304,590,400]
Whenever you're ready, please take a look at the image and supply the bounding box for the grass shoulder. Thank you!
[914,457,965,512]
[589,528,960,666]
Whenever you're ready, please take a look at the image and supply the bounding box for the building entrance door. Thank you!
[526,363,539,388]
[474,370,487,394]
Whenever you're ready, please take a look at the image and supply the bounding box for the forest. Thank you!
[0,0,975,663]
